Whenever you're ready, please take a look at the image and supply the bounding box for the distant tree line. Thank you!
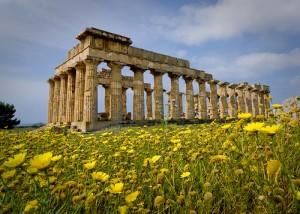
[0,101,20,129]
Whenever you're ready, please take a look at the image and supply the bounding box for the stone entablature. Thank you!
[48,27,271,132]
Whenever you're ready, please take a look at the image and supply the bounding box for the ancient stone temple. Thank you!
[48,27,271,131]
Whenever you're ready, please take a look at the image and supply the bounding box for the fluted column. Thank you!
[122,88,127,119]
[263,86,271,117]
[47,78,55,123]
[218,82,229,119]
[152,70,164,120]
[169,73,180,119]
[178,93,183,117]
[132,67,145,120]
[83,59,99,124]
[53,77,61,123]
[58,73,67,123]
[104,86,111,117]
[244,84,253,114]
[108,62,123,121]
[65,69,76,123]
[184,77,194,119]
[167,92,171,117]
[209,80,220,119]
[236,84,246,113]
[227,84,237,118]
[146,89,153,119]
[251,85,259,117]
[194,95,199,115]
[197,79,208,119]
[257,85,265,116]
[74,63,86,122]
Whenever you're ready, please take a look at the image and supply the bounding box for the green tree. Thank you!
[0,101,20,129]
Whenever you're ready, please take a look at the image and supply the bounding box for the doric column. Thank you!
[104,86,111,117]
[257,85,265,116]
[227,84,237,118]
[236,84,246,113]
[197,79,208,119]
[178,92,183,117]
[251,85,259,117]
[132,67,145,120]
[218,82,229,119]
[122,88,127,119]
[166,92,171,118]
[146,89,153,119]
[194,94,199,116]
[53,76,61,123]
[74,62,86,122]
[83,59,99,124]
[47,78,55,123]
[65,69,76,123]
[58,73,67,123]
[244,84,253,114]
[263,86,271,117]
[152,70,164,120]
[108,62,123,121]
[209,80,220,119]
[184,77,194,119]
[169,73,180,119]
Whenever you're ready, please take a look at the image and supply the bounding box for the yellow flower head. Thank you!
[3,152,26,168]
[151,155,161,163]
[30,152,53,170]
[238,113,252,119]
[259,124,281,135]
[1,169,16,179]
[154,195,165,208]
[243,122,265,133]
[210,155,229,163]
[109,182,124,194]
[51,155,62,162]
[180,172,191,178]
[83,161,96,170]
[24,200,38,213]
[125,191,140,203]
[118,205,128,214]
[221,124,231,130]
[272,104,283,109]
[92,171,109,182]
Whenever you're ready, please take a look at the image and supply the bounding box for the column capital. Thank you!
[107,61,124,70]
[168,72,180,79]
[84,58,101,66]
[218,81,229,87]
[130,65,146,72]
[228,83,238,89]
[196,78,206,84]
[75,61,86,70]
[208,79,220,84]
[150,69,164,76]
[47,78,55,83]
[182,75,194,81]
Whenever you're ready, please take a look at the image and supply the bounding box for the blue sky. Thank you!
[0,0,300,124]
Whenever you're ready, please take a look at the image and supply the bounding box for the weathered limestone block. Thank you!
[104,86,111,117]
[218,82,229,119]
[209,80,220,119]
[132,67,145,120]
[251,85,259,117]
[146,89,153,119]
[108,62,123,121]
[244,84,253,114]
[47,79,54,123]
[227,84,237,118]
[74,63,86,121]
[198,79,208,119]
[53,77,61,123]
[152,70,164,120]
[122,88,127,119]
[184,77,194,119]
[58,74,67,123]
[178,92,183,117]
[65,69,76,123]
[169,73,180,119]
[83,59,99,124]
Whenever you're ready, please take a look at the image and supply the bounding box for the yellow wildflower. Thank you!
[259,124,281,135]
[118,205,128,214]
[109,182,124,194]
[238,113,252,119]
[266,160,281,178]
[1,169,16,179]
[221,124,231,130]
[151,155,161,163]
[210,155,229,163]
[51,155,62,162]
[30,152,53,170]
[83,161,96,170]
[180,172,191,178]
[27,167,38,174]
[92,171,109,182]
[24,200,38,213]
[154,195,165,208]
[243,122,265,133]
[296,191,300,200]
[272,104,283,109]
[3,152,26,168]
[125,191,140,203]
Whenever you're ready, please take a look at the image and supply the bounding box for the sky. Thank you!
[0,0,300,124]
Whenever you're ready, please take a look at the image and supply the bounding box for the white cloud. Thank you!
[153,0,300,44]
[193,48,300,80]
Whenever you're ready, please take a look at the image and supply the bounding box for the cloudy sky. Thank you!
[1,0,300,124]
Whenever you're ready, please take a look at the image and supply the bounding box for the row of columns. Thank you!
[48,60,271,127]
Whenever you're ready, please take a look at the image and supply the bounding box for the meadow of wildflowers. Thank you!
[0,113,300,213]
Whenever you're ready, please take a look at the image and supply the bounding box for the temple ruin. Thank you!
[48,27,271,132]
